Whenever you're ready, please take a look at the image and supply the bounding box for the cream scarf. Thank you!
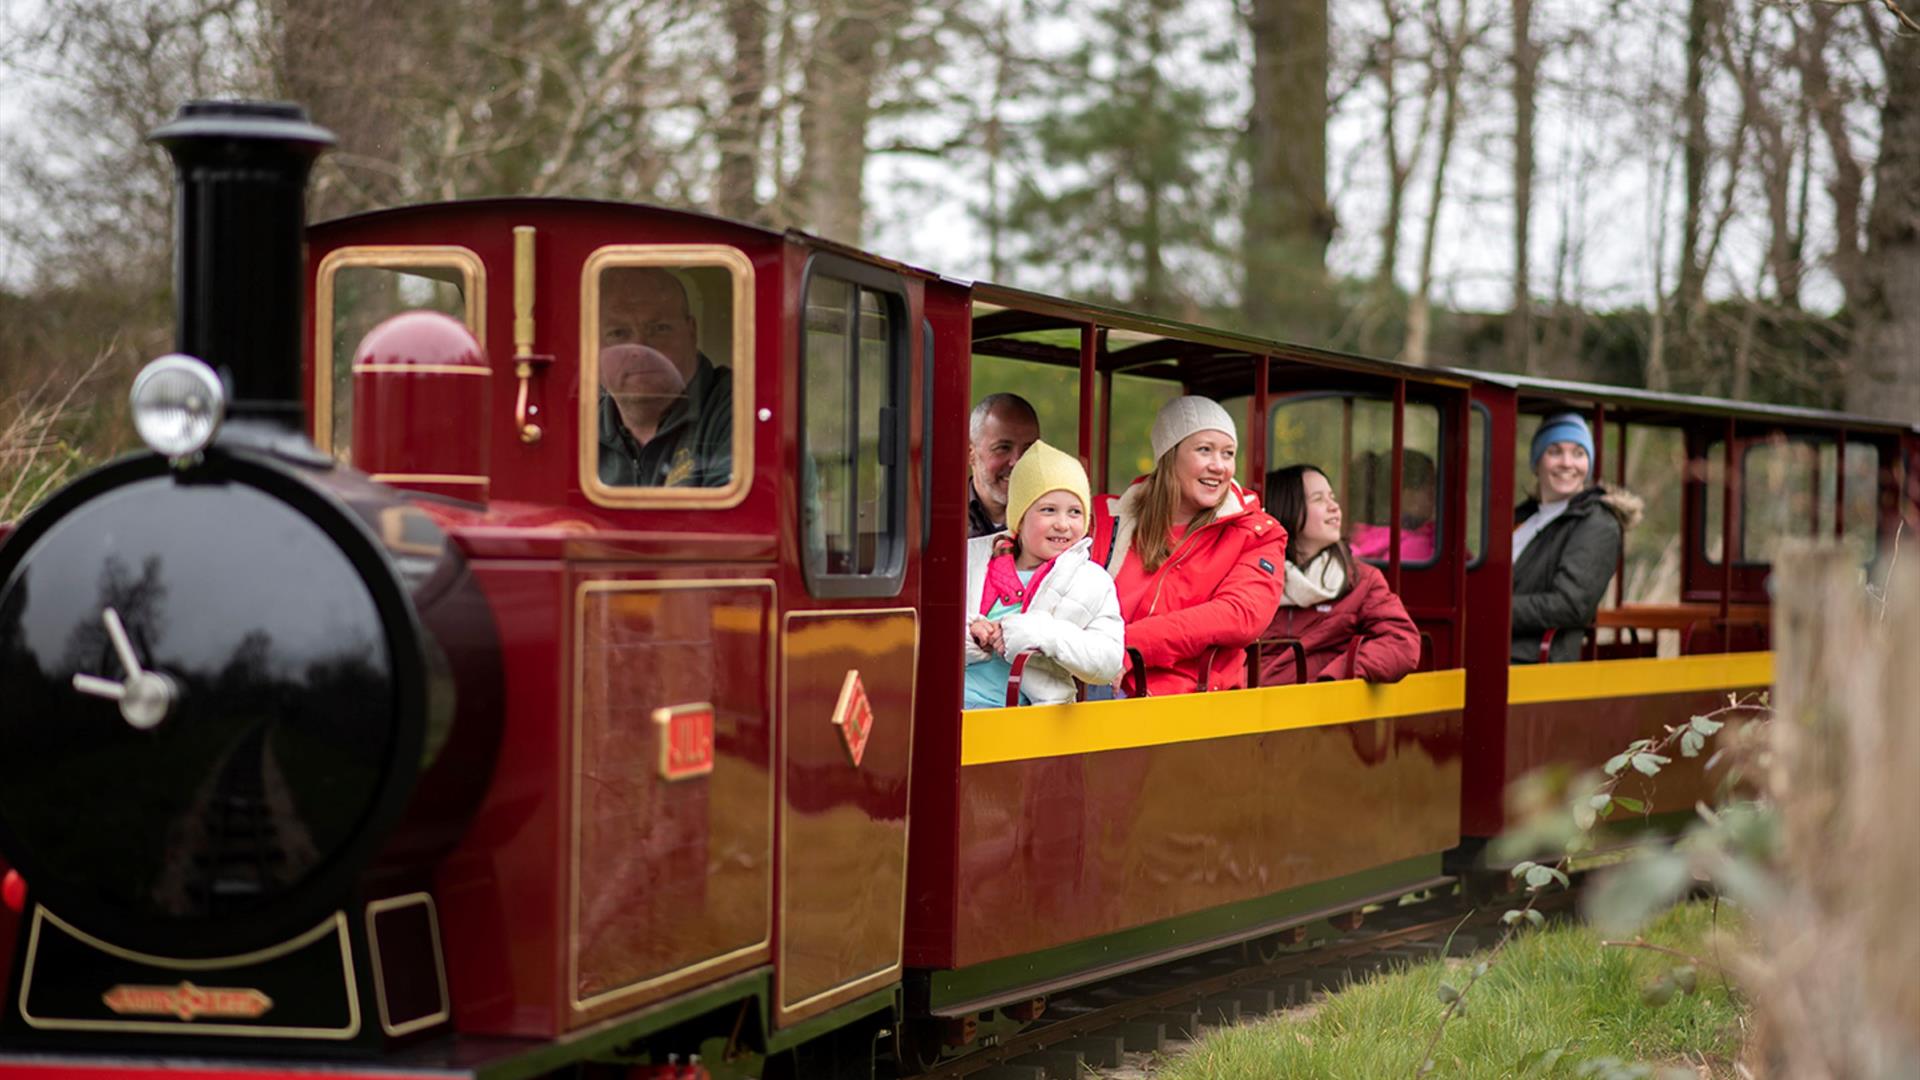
[1282,548,1347,608]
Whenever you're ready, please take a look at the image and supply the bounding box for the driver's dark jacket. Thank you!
[597,356,733,488]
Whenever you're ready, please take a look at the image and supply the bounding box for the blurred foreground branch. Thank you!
[1747,544,1920,1076]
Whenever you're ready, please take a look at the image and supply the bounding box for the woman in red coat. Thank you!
[1095,396,1287,696]
[1257,464,1421,685]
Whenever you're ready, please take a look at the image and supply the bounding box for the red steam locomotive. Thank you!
[0,101,1912,1079]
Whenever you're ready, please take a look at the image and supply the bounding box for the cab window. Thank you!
[316,247,482,464]
[583,248,753,505]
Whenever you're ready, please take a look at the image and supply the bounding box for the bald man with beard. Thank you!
[596,267,733,487]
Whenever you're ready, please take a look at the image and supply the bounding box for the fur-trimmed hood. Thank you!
[1099,474,1266,576]
[1515,482,1643,532]
[1093,475,1286,696]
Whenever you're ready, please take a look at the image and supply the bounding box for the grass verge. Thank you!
[1157,901,1746,1079]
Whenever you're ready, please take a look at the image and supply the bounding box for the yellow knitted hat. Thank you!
[1005,439,1092,536]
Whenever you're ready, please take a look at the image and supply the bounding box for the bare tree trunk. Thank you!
[1797,6,1866,311]
[1405,0,1469,366]
[273,0,415,216]
[716,0,768,221]
[1731,279,1760,401]
[1673,0,1718,379]
[1507,0,1536,373]
[983,6,1013,282]
[1846,29,1920,420]
[1243,0,1330,338]
[1717,3,1797,310]
[798,1,881,243]
[1787,97,1813,310]
[1373,0,1416,292]
[1645,147,1676,392]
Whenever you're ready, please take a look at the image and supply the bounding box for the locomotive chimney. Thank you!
[149,100,335,433]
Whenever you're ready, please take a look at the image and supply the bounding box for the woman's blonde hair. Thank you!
[1134,445,1221,573]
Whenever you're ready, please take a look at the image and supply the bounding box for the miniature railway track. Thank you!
[899,886,1577,1080]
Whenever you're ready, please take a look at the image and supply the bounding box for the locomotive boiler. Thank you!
[0,101,501,1052]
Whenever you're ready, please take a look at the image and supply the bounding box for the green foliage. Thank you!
[999,0,1237,317]
[1154,904,1745,1080]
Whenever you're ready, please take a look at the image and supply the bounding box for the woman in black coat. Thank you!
[1511,413,1642,663]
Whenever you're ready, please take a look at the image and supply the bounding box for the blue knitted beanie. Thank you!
[1530,412,1594,470]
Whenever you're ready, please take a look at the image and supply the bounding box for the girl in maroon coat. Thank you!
[1258,465,1422,685]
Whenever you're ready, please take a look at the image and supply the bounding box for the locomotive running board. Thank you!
[919,860,1455,1018]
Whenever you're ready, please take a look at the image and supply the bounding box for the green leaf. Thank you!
[1680,730,1704,757]
[1641,973,1677,1006]
[1510,860,1537,879]
[1604,753,1630,776]
[1548,866,1570,887]
[1437,981,1460,1003]
[1589,794,1613,810]
[1525,909,1545,927]
[1672,965,1698,993]
[1630,754,1664,776]
[1613,796,1646,814]
[1517,1045,1570,1075]
[1525,864,1557,889]
[1503,909,1525,925]
[1690,714,1724,736]
[1583,852,1691,937]
[1472,961,1490,978]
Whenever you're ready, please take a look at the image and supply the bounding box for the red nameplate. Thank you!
[653,703,716,781]
[102,981,273,1021]
[832,669,874,768]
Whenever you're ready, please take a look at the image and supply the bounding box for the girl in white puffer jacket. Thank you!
[964,441,1125,708]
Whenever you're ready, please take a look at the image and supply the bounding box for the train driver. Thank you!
[1259,464,1421,684]
[1511,412,1643,663]
[967,392,1042,537]
[1093,396,1286,695]
[596,267,733,488]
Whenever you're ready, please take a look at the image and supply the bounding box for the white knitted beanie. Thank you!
[1150,396,1238,462]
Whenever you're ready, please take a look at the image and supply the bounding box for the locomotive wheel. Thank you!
[894,1017,954,1074]
[1242,933,1289,966]
[764,1017,883,1080]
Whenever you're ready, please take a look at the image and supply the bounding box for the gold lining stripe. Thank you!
[18,908,360,1039]
[1507,651,1772,706]
[312,245,487,459]
[365,893,451,1037]
[960,668,1466,767]
[369,473,489,486]
[350,363,491,376]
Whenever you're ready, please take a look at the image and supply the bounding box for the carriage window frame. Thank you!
[799,252,911,598]
[1700,434,1882,568]
[313,246,486,461]
[921,318,935,552]
[1466,401,1490,571]
[579,244,757,510]
[1265,389,1448,571]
